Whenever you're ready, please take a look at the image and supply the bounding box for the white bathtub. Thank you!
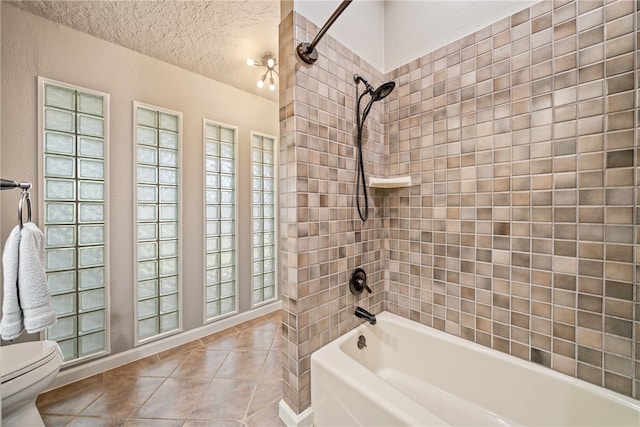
[311,311,640,426]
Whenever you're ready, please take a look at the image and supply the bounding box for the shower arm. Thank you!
[296,0,353,64]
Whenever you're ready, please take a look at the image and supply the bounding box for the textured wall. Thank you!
[384,0,639,399]
[279,12,387,413]
[281,0,639,414]
[1,4,279,351]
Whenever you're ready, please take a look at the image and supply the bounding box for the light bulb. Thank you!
[267,57,275,68]
[257,73,266,88]
[269,76,275,91]
[246,58,255,66]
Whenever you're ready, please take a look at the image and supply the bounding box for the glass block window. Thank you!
[204,121,237,321]
[135,104,181,343]
[40,79,109,363]
[251,133,277,306]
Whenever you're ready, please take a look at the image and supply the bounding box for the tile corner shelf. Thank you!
[369,176,412,188]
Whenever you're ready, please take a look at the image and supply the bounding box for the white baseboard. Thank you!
[279,399,314,427]
[47,301,281,391]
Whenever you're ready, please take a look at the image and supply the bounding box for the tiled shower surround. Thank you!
[279,0,639,415]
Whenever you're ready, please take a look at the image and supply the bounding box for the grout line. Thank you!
[42,312,283,426]
[182,374,215,424]
[130,375,171,420]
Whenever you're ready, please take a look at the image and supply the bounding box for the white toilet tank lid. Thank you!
[1,340,61,383]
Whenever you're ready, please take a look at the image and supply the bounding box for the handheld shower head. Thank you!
[360,80,395,124]
[354,74,396,107]
[372,81,395,102]
[353,74,396,222]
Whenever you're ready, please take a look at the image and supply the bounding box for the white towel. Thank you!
[0,225,25,340]
[20,222,57,333]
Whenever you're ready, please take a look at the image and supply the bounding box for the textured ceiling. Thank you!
[9,0,281,102]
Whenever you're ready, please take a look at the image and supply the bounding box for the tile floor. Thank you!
[37,311,285,427]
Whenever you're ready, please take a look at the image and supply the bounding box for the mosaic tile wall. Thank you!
[280,0,639,415]
[384,0,639,399]
[279,13,388,413]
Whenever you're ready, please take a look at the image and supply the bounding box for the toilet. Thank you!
[1,340,63,426]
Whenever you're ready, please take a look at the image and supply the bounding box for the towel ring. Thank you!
[18,189,31,229]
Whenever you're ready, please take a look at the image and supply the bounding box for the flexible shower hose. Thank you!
[355,88,369,222]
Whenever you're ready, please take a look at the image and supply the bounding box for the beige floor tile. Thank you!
[271,331,284,350]
[170,349,229,378]
[42,414,74,426]
[37,375,107,415]
[261,351,282,380]
[236,312,281,332]
[39,311,284,426]
[105,353,187,379]
[183,420,243,427]
[246,380,282,418]
[81,376,164,418]
[66,416,124,426]
[156,340,205,360]
[101,356,160,379]
[188,378,256,420]
[245,398,285,427]
[235,329,277,351]
[135,377,210,419]
[200,329,242,351]
[119,419,184,427]
[215,350,268,379]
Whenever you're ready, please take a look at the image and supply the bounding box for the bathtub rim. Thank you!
[368,312,640,411]
[312,334,451,426]
[356,312,640,411]
[312,311,640,422]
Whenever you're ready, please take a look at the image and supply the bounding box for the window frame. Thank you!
[37,76,111,366]
[202,119,240,323]
[132,101,184,346]
[249,131,279,308]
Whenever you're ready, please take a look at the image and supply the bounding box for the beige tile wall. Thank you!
[385,0,639,400]
[280,0,639,415]
[279,12,387,413]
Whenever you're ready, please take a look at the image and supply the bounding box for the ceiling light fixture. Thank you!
[247,52,278,91]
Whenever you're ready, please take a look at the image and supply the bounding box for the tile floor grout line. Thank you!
[46,379,107,418]
[129,373,172,420]
[243,326,282,422]
[182,372,215,425]
[209,347,233,379]
[41,312,285,426]
[242,376,262,422]
[179,337,247,424]
[132,344,213,421]
[233,322,276,423]
[244,395,284,425]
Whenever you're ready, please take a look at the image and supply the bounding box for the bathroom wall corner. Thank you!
[384,0,639,401]
[278,399,314,427]
[278,9,388,415]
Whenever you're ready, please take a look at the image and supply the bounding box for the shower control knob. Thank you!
[349,268,371,295]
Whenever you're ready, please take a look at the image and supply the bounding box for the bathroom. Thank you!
[1,0,639,426]
[1,0,281,425]
[279,0,639,423]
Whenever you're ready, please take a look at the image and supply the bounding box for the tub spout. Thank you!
[355,307,376,325]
